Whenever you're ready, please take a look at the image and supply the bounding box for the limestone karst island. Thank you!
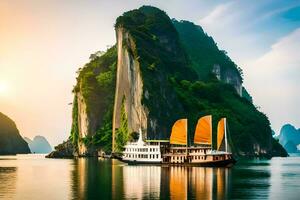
[1,2,300,200]
[48,6,286,161]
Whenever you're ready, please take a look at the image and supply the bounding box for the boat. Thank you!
[120,116,236,167]
[121,128,163,165]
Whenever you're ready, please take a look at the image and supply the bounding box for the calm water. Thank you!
[0,155,300,200]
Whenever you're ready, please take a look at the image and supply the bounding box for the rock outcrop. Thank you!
[0,112,30,155]
[24,135,52,154]
[278,124,300,153]
[46,140,74,158]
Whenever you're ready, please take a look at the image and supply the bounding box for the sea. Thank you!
[0,154,300,200]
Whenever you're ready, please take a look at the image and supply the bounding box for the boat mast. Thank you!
[224,118,228,152]
[139,106,142,141]
[186,119,188,157]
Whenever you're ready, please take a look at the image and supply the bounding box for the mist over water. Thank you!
[0,155,300,199]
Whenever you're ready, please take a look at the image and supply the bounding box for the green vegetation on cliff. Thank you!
[172,20,243,82]
[115,97,130,152]
[70,96,79,147]
[70,46,117,153]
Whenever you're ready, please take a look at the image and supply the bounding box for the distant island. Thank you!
[48,6,287,159]
[0,112,30,155]
[278,124,300,153]
[24,136,52,154]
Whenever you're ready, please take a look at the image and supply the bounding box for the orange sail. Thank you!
[217,118,225,150]
[194,115,212,145]
[170,119,187,145]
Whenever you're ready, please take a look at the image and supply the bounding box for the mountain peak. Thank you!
[25,135,52,154]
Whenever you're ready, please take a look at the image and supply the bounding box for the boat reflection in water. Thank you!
[122,164,230,199]
[71,158,230,199]
[170,167,229,200]
[122,166,161,199]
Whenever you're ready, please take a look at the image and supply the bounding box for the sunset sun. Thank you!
[0,82,9,96]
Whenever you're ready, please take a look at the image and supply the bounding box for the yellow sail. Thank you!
[217,118,225,150]
[194,115,212,145]
[170,119,187,145]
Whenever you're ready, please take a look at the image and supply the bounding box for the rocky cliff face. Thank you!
[76,92,90,155]
[0,112,30,155]
[112,27,148,147]
[212,64,242,95]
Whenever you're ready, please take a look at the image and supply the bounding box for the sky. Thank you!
[0,0,300,146]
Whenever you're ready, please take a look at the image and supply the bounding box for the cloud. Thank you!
[256,28,300,70]
[198,0,300,63]
[199,2,233,27]
[245,28,300,133]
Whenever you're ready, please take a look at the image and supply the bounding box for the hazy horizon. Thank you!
[1,0,300,147]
